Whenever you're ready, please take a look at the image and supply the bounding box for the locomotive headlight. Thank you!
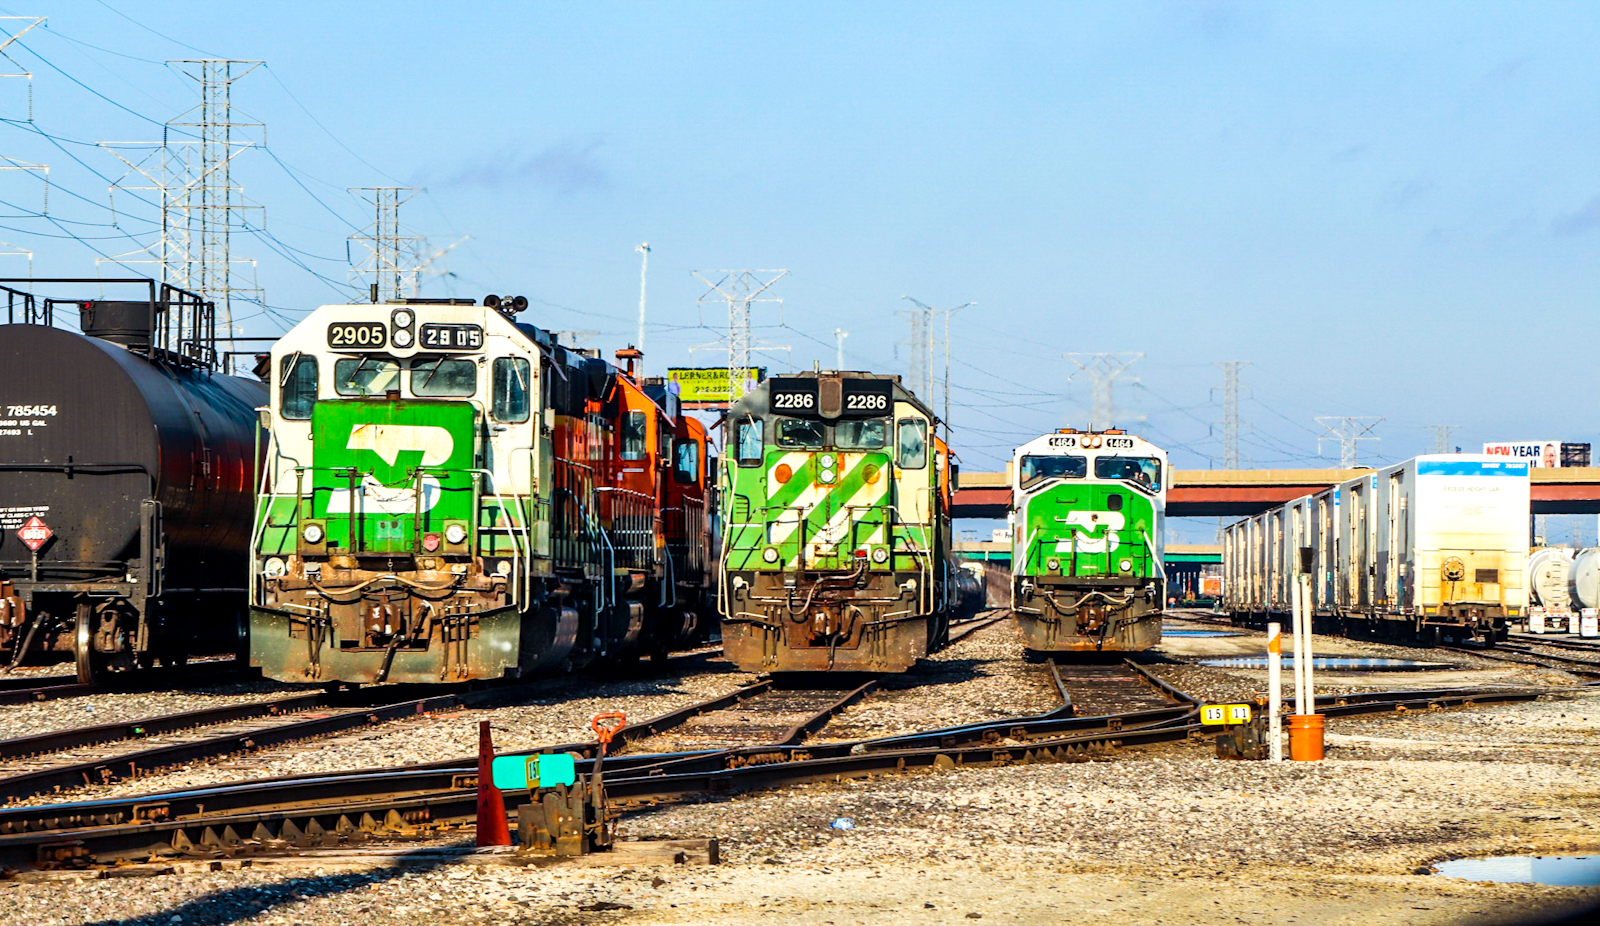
[820,454,836,468]
[1047,557,1061,572]
[263,557,287,578]
[1119,558,1133,572]
[762,546,780,563]
[496,560,513,576]
[302,523,324,544]
[391,327,414,348]
[392,308,415,329]
[871,546,889,564]
[444,523,468,545]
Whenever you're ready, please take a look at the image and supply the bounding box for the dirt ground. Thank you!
[3,621,1597,926]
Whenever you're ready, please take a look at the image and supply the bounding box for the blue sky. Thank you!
[2,1,1598,532]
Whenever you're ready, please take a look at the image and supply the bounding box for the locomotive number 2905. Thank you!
[326,322,387,348]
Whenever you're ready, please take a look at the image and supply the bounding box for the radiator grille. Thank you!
[1475,568,1500,584]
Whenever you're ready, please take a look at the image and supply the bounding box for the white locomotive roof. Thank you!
[1012,430,1167,461]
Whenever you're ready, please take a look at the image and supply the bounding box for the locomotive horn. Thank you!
[483,294,502,309]
[510,295,529,313]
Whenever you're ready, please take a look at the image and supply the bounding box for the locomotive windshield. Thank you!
[835,418,887,450]
[1094,455,1162,492]
[775,417,825,449]
[334,356,400,397]
[1019,454,1086,489]
[410,358,477,397]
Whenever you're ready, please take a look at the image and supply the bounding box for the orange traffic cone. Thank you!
[475,720,511,847]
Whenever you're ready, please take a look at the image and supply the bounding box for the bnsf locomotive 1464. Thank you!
[718,371,960,672]
[1008,429,1168,653]
[250,296,715,684]
[0,279,265,681]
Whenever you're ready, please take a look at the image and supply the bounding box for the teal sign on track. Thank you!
[491,753,578,790]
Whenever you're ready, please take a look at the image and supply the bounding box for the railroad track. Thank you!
[0,662,247,707]
[1508,632,1600,653]
[1440,643,1600,680]
[0,673,1550,871]
[0,649,726,805]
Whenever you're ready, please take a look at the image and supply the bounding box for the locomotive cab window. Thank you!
[410,358,477,397]
[621,411,648,460]
[334,356,400,397]
[491,358,531,423]
[279,355,318,420]
[674,439,700,485]
[736,419,763,466]
[775,417,825,449]
[1019,454,1086,489]
[1094,455,1162,492]
[897,418,928,469]
[834,418,887,450]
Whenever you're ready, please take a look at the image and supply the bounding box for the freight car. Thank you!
[1221,455,1528,645]
[1008,429,1167,652]
[718,371,959,672]
[249,296,715,684]
[0,279,265,681]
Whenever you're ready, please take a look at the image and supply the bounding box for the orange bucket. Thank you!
[1287,713,1325,761]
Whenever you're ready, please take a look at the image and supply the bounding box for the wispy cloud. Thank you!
[440,136,609,193]
[1551,194,1600,236]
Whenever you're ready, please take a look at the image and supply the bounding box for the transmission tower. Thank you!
[102,59,265,335]
[1212,360,1251,469]
[1064,353,1143,429]
[0,17,48,274]
[898,297,933,399]
[690,270,789,402]
[1428,424,1460,454]
[348,187,421,302]
[1316,416,1384,468]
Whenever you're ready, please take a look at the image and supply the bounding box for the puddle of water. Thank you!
[1161,629,1241,638]
[1435,855,1600,886]
[1196,655,1454,671]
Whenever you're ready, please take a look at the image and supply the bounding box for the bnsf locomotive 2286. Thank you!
[0,279,265,681]
[718,371,960,672]
[250,296,714,684]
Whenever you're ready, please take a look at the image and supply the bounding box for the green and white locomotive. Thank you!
[719,371,958,672]
[1009,429,1167,652]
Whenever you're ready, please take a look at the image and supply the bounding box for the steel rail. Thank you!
[0,694,330,762]
[0,681,1549,870]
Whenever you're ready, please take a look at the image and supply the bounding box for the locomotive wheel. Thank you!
[74,603,96,685]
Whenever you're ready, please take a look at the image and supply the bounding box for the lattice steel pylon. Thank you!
[690,270,789,402]
[1316,416,1383,468]
[1064,352,1143,430]
[0,17,48,275]
[903,296,973,433]
[348,187,421,302]
[1212,360,1251,469]
[1429,424,1460,454]
[101,59,265,336]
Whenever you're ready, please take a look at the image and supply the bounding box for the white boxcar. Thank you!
[1223,455,1528,643]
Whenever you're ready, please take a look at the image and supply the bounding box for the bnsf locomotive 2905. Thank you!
[250,296,715,684]
[1008,429,1168,652]
[718,371,960,672]
[0,279,265,681]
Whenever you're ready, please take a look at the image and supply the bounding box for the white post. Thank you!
[1291,576,1307,716]
[1301,573,1316,710]
[1267,621,1283,762]
[634,242,650,361]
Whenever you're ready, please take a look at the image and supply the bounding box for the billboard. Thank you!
[667,367,765,409]
[1482,441,1592,468]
